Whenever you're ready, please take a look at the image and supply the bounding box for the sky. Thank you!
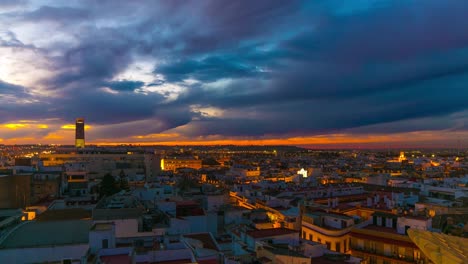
[0,0,467,147]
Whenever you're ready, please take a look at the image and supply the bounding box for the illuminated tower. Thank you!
[75,118,85,148]
[398,151,406,162]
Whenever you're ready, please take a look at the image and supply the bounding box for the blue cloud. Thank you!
[104,80,145,92]
[1,0,467,140]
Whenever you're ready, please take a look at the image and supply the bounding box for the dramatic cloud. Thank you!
[0,0,467,146]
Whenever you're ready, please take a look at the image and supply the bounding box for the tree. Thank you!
[176,177,199,193]
[118,170,130,191]
[99,173,120,197]
[120,178,130,191]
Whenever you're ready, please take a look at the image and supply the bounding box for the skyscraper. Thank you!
[75,118,85,148]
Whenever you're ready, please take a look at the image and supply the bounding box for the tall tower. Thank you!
[75,118,85,148]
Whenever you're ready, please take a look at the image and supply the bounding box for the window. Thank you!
[376,216,382,226]
[336,242,341,252]
[302,231,306,238]
[343,239,347,252]
[326,241,331,249]
[386,218,393,228]
[341,220,347,228]
[398,247,405,259]
[318,238,321,243]
[357,239,364,250]
[384,244,391,256]
[414,250,421,260]
[369,241,376,252]
[309,234,313,241]
[102,239,109,249]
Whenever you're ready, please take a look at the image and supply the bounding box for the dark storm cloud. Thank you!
[26,6,90,22]
[0,0,27,8]
[3,0,468,140]
[157,54,267,82]
[104,80,145,92]
[0,80,30,98]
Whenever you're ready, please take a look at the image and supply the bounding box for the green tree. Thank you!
[177,177,199,192]
[119,170,130,191]
[99,173,120,197]
[120,178,130,191]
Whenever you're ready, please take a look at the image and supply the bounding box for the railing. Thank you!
[351,248,418,264]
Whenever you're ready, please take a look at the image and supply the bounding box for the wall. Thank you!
[301,222,351,253]
[0,174,32,208]
[168,218,190,235]
[89,226,116,254]
[323,216,354,230]
[397,217,431,235]
[95,219,139,238]
[205,194,227,212]
[0,244,88,264]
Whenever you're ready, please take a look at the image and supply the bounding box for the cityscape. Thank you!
[1,1,468,264]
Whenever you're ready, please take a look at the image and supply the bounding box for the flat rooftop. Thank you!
[92,223,113,231]
[36,208,91,221]
[0,220,92,249]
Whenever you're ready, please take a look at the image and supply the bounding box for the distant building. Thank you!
[75,118,85,148]
[160,156,202,172]
[39,152,148,179]
[229,164,261,178]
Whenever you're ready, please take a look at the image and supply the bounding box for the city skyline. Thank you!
[1,1,467,147]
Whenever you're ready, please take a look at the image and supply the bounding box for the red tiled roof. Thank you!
[257,256,273,263]
[176,200,199,206]
[176,201,205,217]
[184,233,219,251]
[197,259,220,264]
[247,228,298,239]
[152,259,193,264]
[100,254,132,264]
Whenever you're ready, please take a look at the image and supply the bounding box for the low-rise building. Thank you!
[301,210,355,253]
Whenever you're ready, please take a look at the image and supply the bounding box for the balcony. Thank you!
[351,248,421,264]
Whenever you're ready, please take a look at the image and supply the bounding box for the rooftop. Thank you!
[92,223,113,231]
[247,228,298,239]
[0,220,92,249]
[100,254,132,264]
[36,208,91,221]
[262,243,307,258]
[184,233,219,251]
